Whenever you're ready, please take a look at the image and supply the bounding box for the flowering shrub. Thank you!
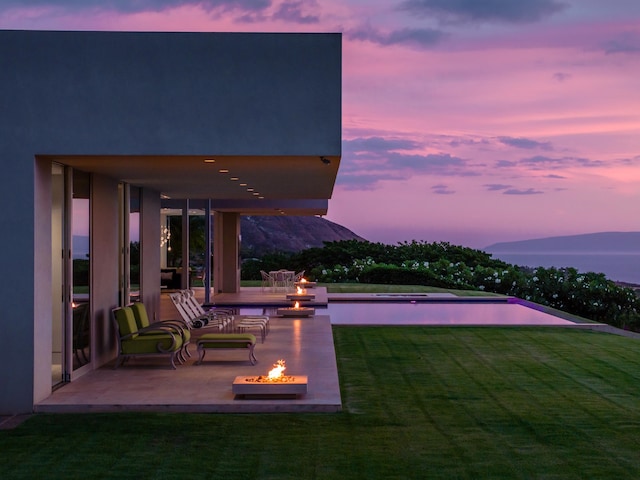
[242,240,640,331]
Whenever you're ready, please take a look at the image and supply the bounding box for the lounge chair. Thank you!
[171,290,234,330]
[129,302,192,363]
[112,306,184,369]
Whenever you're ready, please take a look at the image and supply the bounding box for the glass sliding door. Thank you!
[51,163,64,387]
[51,165,92,385]
[70,169,91,373]
[119,183,141,305]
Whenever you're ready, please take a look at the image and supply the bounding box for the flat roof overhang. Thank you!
[41,154,340,215]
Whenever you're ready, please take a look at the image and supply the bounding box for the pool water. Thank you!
[240,301,577,326]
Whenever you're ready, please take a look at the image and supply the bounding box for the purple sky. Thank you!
[4,0,640,248]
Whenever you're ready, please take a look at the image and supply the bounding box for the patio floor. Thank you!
[36,288,341,414]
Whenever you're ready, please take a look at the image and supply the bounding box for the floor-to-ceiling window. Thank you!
[71,169,91,372]
[118,183,142,305]
[51,165,91,386]
[130,187,141,301]
[51,163,64,387]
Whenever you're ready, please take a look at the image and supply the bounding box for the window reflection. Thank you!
[72,169,90,370]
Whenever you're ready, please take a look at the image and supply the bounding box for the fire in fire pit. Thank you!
[245,359,297,383]
[232,359,308,397]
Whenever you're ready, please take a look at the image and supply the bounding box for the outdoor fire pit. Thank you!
[232,359,308,398]
[294,278,317,288]
[285,285,315,301]
[276,301,315,317]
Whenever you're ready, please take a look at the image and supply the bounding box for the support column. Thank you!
[213,211,240,294]
[204,200,212,304]
[181,200,189,290]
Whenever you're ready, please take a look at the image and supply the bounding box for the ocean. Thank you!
[487,252,640,285]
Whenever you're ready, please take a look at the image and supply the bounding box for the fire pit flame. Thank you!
[245,359,296,383]
[268,359,286,380]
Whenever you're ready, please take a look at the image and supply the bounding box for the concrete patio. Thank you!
[37,314,341,413]
[36,288,340,414]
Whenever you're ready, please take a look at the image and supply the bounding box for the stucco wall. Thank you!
[0,30,341,157]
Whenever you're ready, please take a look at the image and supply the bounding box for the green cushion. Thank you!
[130,302,151,329]
[122,334,183,354]
[131,302,190,342]
[115,307,139,338]
[198,333,256,348]
[180,328,191,343]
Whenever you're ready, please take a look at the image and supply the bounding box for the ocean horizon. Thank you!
[487,252,640,285]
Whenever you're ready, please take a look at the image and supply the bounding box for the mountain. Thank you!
[485,232,640,253]
[240,215,366,257]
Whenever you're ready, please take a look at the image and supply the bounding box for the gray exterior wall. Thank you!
[0,30,341,414]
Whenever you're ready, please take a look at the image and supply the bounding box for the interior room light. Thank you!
[230,177,239,181]
[219,169,229,173]
[204,158,216,163]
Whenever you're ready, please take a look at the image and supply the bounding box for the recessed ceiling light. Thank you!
[204,158,216,163]
[230,177,239,181]
[219,169,229,173]
[240,183,247,187]
[258,196,264,199]
[252,192,260,196]
[247,188,254,192]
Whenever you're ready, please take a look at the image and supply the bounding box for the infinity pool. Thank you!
[241,301,578,326]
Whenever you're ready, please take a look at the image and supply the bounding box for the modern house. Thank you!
[0,30,341,414]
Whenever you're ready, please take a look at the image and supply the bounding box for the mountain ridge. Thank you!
[240,215,366,257]
[485,231,640,253]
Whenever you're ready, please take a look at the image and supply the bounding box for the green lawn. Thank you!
[2,327,639,478]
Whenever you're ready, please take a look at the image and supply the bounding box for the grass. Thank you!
[2,327,640,479]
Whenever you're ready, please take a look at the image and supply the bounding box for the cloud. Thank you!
[397,0,567,24]
[503,188,544,195]
[346,24,447,49]
[338,136,476,190]
[544,174,566,179]
[0,0,271,14]
[498,136,552,151]
[484,184,512,191]
[495,160,518,168]
[603,32,640,55]
[432,184,455,194]
[389,152,471,173]
[272,0,319,24]
[485,184,544,195]
[519,155,605,169]
[336,172,407,191]
[553,72,571,82]
[343,137,421,155]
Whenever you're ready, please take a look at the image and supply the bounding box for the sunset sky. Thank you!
[3,0,640,248]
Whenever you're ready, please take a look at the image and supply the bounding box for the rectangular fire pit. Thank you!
[285,293,315,301]
[276,307,315,317]
[232,375,308,398]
